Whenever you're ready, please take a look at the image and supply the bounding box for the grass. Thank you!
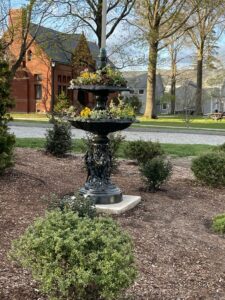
[10,113,225,130]
[136,116,225,130]
[11,113,48,122]
[16,138,215,158]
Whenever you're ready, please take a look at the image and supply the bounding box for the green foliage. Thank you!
[10,210,137,300]
[191,152,225,187]
[0,126,15,174]
[217,143,225,152]
[123,95,142,114]
[48,192,97,219]
[72,33,95,76]
[45,116,72,157]
[0,46,15,174]
[124,140,164,164]
[139,157,172,191]
[212,214,225,234]
[54,92,70,113]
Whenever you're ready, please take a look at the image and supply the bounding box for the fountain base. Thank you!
[80,185,122,204]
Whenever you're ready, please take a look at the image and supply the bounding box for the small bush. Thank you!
[191,152,225,187]
[124,140,164,164]
[54,92,70,113]
[217,143,225,152]
[123,95,142,114]
[10,210,137,300]
[212,214,225,234]
[140,157,172,191]
[45,116,72,157]
[0,126,15,175]
[48,192,97,219]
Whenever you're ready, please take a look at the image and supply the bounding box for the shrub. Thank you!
[212,214,225,234]
[191,152,225,187]
[124,140,164,164]
[140,157,172,191]
[0,46,15,174]
[48,192,97,219]
[217,143,225,152]
[54,92,70,113]
[45,116,72,157]
[10,210,137,300]
[123,95,142,114]
[0,126,15,174]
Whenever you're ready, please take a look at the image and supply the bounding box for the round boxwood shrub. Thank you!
[191,152,225,187]
[10,210,137,300]
[45,117,72,157]
[139,157,172,191]
[212,214,225,234]
[124,140,164,164]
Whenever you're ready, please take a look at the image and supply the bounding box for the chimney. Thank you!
[8,8,23,28]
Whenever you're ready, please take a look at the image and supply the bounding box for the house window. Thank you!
[58,75,62,83]
[63,75,67,83]
[67,76,71,83]
[130,89,135,94]
[162,103,167,110]
[34,74,42,81]
[63,85,67,94]
[35,84,42,99]
[58,85,62,96]
[139,89,144,95]
[27,50,32,61]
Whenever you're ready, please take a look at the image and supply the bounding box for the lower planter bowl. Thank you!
[69,119,133,135]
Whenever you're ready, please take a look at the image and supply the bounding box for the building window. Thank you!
[34,74,42,81]
[162,103,167,110]
[67,76,71,83]
[63,75,67,83]
[130,89,135,94]
[63,85,67,94]
[35,84,42,99]
[27,50,32,61]
[58,85,62,95]
[139,89,144,95]
[58,75,62,83]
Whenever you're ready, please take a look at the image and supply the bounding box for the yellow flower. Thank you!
[80,72,91,79]
[80,107,91,117]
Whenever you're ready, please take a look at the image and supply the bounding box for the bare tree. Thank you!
[0,0,53,80]
[135,0,196,118]
[186,0,225,115]
[48,0,135,48]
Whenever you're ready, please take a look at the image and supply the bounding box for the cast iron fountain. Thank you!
[69,49,134,204]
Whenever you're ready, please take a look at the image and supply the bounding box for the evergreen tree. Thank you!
[0,44,15,174]
[72,33,95,77]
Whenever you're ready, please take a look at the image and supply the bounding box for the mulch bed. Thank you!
[1,148,225,299]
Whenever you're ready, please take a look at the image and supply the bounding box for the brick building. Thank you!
[9,9,99,112]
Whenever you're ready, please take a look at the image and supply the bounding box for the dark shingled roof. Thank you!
[29,23,99,64]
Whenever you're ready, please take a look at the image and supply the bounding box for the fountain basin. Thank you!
[69,119,133,136]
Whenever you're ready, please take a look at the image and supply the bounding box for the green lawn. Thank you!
[16,138,215,158]
[11,113,49,122]
[136,116,225,130]
[10,113,225,130]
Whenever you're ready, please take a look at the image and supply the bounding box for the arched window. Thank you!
[27,50,32,61]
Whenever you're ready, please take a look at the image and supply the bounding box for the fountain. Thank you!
[68,0,140,209]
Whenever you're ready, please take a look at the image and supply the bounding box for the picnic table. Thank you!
[209,112,224,121]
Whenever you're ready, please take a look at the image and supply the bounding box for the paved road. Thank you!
[9,123,225,145]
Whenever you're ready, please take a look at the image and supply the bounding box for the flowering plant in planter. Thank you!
[68,99,136,121]
[70,66,127,87]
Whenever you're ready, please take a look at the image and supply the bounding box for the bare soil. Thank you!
[1,148,225,300]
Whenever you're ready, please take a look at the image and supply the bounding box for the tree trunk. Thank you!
[170,75,176,114]
[195,50,203,115]
[144,42,158,118]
